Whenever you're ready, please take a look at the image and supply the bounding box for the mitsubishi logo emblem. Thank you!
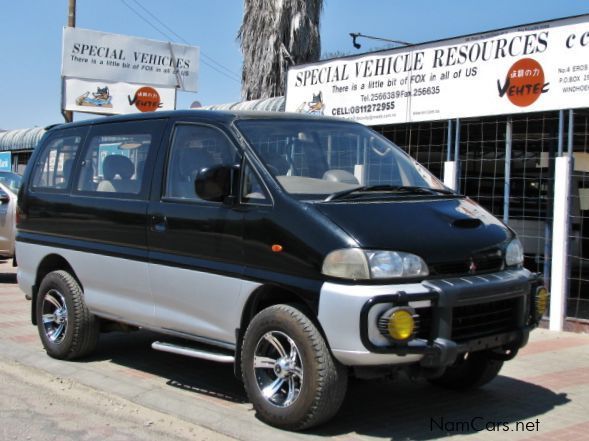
[469,259,477,274]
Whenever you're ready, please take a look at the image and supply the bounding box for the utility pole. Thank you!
[62,0,76,123]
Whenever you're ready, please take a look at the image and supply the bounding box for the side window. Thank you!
[76,122,163,196]
[165,125,240,200]
[31,132,83,190]
[241,162,270,204]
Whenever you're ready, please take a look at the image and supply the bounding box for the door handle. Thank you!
[151,215,168,233]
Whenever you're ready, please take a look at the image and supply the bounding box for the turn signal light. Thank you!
[535,286,549,318]
[16,206,23,226]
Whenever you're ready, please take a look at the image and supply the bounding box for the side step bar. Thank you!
[151,341,235,363]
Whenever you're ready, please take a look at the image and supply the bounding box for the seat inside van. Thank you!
[97,155,139,193]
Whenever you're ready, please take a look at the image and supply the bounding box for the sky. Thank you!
[1,0,588,130]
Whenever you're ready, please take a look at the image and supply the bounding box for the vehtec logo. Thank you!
[127,86,162,112]
[497,58,549,107]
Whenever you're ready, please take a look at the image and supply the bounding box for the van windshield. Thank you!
[235,119,448,200]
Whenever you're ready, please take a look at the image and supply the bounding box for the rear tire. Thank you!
[429,351,503,390]
[36,270,99,360]
[241,304,347,430]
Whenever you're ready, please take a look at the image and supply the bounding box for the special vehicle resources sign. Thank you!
[286,15,589,125]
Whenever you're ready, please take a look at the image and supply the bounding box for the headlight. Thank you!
[505,238,524,266]
[320,248,369,279]
[322,249,429,280]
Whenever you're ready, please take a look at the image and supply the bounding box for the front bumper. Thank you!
[318,268,538,367]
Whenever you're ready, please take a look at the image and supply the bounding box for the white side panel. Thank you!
[15,242,154,325]
[149,263,260,345]
[16,241,41,299]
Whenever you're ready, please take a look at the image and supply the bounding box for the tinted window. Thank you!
[31,131,83,190]
[76,120,164,197]
[165,125,240,200]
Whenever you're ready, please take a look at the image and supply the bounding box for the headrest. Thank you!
[103,155,134,180]
[62,158,74,177]
[322,169,359,184]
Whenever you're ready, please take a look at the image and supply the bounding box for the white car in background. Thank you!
[0,177,19,259]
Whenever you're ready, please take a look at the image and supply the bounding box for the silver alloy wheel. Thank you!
[253,331,304,408]
[41,289,69,344]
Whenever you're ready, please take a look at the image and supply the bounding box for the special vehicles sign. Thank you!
[61,27,200,116]
[62,27,199,92]
[286,15,589,125]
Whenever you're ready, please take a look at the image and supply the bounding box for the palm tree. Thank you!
[238,0,323,100]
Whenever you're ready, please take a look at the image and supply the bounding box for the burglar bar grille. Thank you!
[451,297,519,342]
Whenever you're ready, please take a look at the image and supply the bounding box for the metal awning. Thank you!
[0,127,46,152]
[201,96,285,112]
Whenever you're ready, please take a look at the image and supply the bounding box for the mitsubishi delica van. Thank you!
[16,111,547,430]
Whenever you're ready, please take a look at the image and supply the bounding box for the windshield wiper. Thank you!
[324,185,455,201]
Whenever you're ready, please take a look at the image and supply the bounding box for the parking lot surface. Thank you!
[1,260,588,440]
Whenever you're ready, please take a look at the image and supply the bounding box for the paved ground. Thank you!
[0,358,233,441]
[1,260,589,440]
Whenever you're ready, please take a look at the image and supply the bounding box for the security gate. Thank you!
[376,108,589,330]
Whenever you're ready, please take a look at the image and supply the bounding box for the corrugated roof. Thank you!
[201,96,285,112]
[0,99,287,152]
[0,127,46,152]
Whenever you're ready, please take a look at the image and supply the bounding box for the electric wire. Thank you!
[128,0,239,80]
[119,0,240,83]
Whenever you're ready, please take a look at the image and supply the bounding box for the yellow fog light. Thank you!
[387,309,415,341]
[536,287,549,317]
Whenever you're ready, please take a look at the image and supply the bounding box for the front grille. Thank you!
[414,307,433,340]
[451,297,519,342]
[474,255,504,272]
[432,253,504,276]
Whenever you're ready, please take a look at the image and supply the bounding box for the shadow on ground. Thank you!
[0,272,17,284]
[312,376,568,439]
[86,331,247,403]
[84,330,569,439]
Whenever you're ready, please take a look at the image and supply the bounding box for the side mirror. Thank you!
[0,193,10,204]
[194,164,235,202]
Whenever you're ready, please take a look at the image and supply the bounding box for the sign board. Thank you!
[62,27,199,92]
[63,78,176,115]
[286,15,589,125]
[0,152,11,172]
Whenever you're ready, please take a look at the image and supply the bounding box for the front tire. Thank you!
[36,270,99,360]
[241,304,347,430]
[429,351,503,390]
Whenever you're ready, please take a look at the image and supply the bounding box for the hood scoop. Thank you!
[452,218,482,229]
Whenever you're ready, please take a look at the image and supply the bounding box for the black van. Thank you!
[16,110,547,430]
